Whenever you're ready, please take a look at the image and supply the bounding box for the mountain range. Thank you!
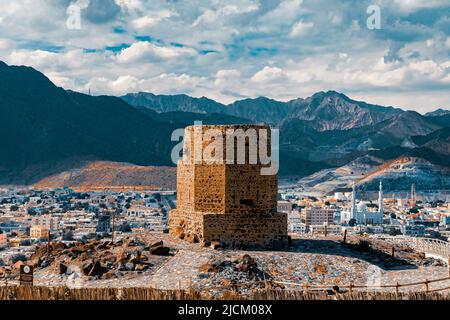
[1,60,449,191]
[121,90,403,131]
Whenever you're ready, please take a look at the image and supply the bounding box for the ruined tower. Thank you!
[168,124,288,248]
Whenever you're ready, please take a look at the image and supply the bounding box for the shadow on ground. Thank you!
[286,238,417,271]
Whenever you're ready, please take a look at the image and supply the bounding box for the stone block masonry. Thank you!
[168,124,288,248]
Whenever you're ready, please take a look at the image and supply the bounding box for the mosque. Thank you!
[340,181,385,225]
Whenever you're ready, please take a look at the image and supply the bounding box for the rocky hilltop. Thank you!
[33,161,176,191]
[357,157,450,191]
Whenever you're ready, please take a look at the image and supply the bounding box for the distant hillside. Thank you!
[295,156,450,194]
[425,112,450,128]
[121,92,225,114]
[357,157,450,191]
[294,155,384,195]
[0,61,179,184]
[425,109,450,117]
[33,161,176,190]
[279,110,446,174]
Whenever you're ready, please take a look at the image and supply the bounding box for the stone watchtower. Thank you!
[168,124,288,248]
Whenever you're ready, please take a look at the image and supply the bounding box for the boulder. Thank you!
[59,263,68,275]
[87,260,103,277]
[150,240,163,249]
[82,261,93,276]
[96,241,112,250]
[237,254,258,274]
[150,246,170,256]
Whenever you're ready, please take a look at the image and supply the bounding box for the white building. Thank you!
[334,192,347,201]
[340,181,384,225]
[126,205,155,217]
[287,211,305,233]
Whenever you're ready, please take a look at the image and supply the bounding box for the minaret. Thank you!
[351,182,356,219]
[410,182,416,207]
[378,180,383,214]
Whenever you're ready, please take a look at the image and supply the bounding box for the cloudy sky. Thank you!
[0,0,450,113]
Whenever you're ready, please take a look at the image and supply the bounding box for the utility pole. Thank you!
[47,231,51,258]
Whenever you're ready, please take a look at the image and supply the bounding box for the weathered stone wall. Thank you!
[202,212,287,248]
[168,209,204,242]
[168,210,287,248]
[169,124,287,248]
[224,164,277,214]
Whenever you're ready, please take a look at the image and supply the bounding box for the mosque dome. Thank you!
[356,202,368,212]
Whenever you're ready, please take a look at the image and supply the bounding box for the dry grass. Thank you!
[1,286,450,300]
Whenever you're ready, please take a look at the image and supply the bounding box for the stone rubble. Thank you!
[1,233,449,294]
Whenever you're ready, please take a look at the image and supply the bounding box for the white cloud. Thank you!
[110,75,139,93]
[390,0,450,13]
[0,0,449,112]
[193,3,259,27]
[131,10,175,29]
[261,0,303,22]
[290,20,314,37]
[115,0,144,12]
[251,66,285,82]
[0,38,13,50]
[116,42,196,63]
[216,69,241,79]
[8,50,57,69]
